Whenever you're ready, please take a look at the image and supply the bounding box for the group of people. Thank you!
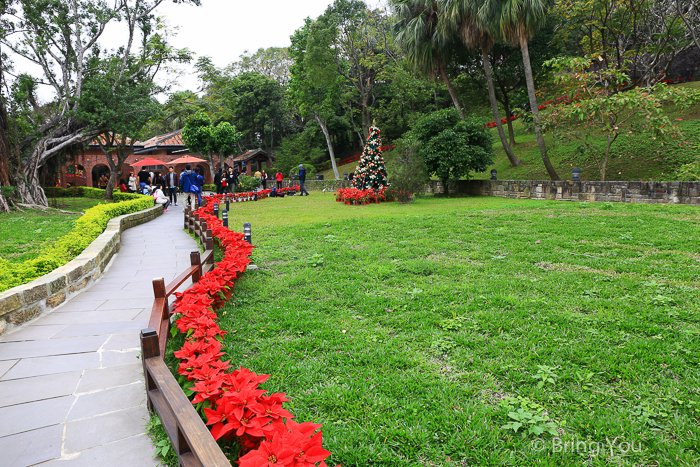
[213,167,241,194]
[116,164,205,211]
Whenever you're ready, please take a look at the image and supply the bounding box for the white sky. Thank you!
[23,0,386,102]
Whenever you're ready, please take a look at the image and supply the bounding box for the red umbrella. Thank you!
[165,155,207,165]
[130,157,166,167]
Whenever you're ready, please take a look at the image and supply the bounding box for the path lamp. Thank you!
[222,209,228,228]
[243,222,252,244]
[490,169,498,180]
[225,195,230,211]
[572,168,581,182]
[213,203,219,219]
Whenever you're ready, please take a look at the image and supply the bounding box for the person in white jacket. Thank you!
[128,172,138,193]
[153,185,170,211]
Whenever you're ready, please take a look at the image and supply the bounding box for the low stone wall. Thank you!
[454,180,700,204]
[422,179,700,205]
[260,180,353,191]
[0,205,163,337]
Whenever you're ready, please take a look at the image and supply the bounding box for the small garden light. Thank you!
[491,169,498,180]
[213,203,219,219]
[572,168,581,181]
[222,209,228,228]
[243,222,252,244]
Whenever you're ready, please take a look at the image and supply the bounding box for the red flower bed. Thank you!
[171,193,337,466]
[335,187,395,205]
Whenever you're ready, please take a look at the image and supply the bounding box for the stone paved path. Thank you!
[0,202,195,467]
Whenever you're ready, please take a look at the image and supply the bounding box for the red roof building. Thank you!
[59,129,274,188]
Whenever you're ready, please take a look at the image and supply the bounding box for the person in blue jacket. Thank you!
[297,164,309,196]
[180,164,203,205]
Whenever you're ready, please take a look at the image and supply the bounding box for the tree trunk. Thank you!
[501,89,516,146]
[0,194,9,212]
[442,178,449,194]
[104,169,118,201]
[314,113,340,180]
[436,55,464,119]
[482,46,521,167]
[206,150,216,185]
[519,32,560,180]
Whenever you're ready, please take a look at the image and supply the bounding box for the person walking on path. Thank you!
[98,173,108,189]
[180,164,202,206]
[228,167,239,193]
[165,166,180,206]
[275,169,284,189]
[214,167,223,194]
[261,170,268,189]
[297,164,309,196]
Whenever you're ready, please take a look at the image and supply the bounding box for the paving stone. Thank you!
[67,382,146,421]
[52,321,146,339]
[0,423,64,467]
[2,352,100,380]
[51,300,106,312]
[0,396,74,437]
[97,298,150,311]
[64,405,149,453]
[40,433,159,467]
[49,308,143,324]
[101,350,141,367]
[70,290,127,302]
[0,370,82,408]
[77,363,143,393]
[0,324,67,342]
[0,359,18,378]
[103,333,140,351]
[0,335,108,360]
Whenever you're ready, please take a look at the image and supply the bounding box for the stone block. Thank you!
[8,304,42,324]
[0,320,7,337]
[23,284,49,304]
[0,293,23,318]
[68,266,83,283]
[46,291,66,308]
[49,276,67,295]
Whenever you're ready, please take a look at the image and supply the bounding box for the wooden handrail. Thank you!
[141,329,229,467]
[140,204,231,466]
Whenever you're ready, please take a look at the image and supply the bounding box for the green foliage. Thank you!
[499,396,560,437]
[386,139,429,202]
[146,415,178,467]
[0,194,153,292]
[235,175,260,193]
[411,108,494,188]
[181,111,242,165]
[277,123,327,176]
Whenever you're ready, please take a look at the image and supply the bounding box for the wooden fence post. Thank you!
[190,251,202,283]
[140,328,159,412]
[201,221,207,245]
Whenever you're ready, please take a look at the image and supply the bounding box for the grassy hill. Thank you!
[319,81,700,182]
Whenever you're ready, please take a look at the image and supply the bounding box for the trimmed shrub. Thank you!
[0,195,154,292]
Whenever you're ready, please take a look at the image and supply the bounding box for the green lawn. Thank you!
[0,197,111,263]
[203,194,700,466]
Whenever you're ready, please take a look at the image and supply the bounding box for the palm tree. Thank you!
[392,0,465,118]
[479,0,559,179]
[443,0,522,167]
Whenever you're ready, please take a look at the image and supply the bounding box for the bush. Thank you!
[43,187,86,198]
[235,175,260,193]
[0,195,155,292]
[387,139,429,203]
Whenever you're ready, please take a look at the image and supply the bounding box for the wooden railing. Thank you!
[141,200,230,466]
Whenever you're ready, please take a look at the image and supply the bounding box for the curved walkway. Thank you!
[0,203,195,467]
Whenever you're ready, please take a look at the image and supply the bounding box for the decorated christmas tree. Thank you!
[352,123,388,191]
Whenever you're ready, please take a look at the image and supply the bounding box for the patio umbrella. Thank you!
[130,157,165,167]
[165,155,207,165]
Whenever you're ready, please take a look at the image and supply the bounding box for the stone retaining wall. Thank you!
[427,179,700,205]
[0,205,163,337]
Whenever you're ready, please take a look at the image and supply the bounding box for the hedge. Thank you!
[44,186,144,203]
[0,194,154,293]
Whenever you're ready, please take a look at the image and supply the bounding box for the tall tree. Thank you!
[288,18,343,180]
[0,0,199,206]
[181,111,242,178]
[392,0,466,118]
[444,0,522,166]
[480,0,560,179]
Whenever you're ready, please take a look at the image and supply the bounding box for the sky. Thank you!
[24,0,386,102]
